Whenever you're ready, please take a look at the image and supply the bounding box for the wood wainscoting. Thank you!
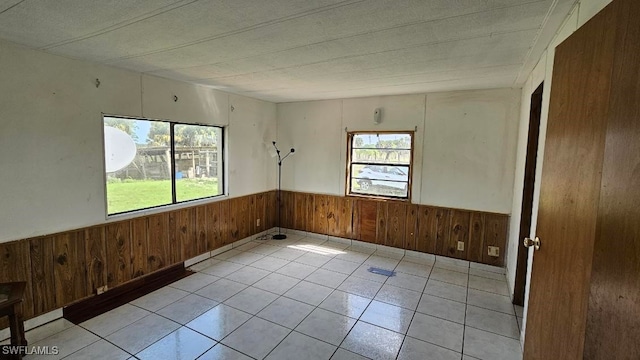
[0,188,506,329]
[278,191,508,266]
[0,190,276,326]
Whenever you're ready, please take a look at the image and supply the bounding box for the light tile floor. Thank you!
[16,232,524,360]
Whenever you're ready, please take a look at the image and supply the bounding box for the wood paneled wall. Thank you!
[0,188,504,328]
[280,191,508,267]
[0,191,275,325]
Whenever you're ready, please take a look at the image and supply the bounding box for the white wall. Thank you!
[422,91,520,213]
[275,100,343,194]
[277,88,521,214]
[227,94,277,196]
[0,39,276,244]
[503,0,613,345]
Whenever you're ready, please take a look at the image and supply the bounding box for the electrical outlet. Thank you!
[97,285,108,295]
[257,218,261,227]
[488,246,500,257]
[457,241,465,251]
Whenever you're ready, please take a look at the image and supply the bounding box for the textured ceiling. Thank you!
[0,0,576,102]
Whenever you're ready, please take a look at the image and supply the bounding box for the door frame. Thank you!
[513,82,543,306]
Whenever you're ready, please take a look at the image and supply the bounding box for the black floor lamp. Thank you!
[272,141,295,240]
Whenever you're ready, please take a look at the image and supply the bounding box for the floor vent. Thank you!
[368,267,396,277]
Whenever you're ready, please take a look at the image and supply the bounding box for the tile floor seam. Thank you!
[235,324,293,359]
[459,302,515,316]
[108,311,187,358]
[221,288,281,316]
[193,343,218,359]
[184,305,260,359]
[402,332,468,358]
[92,308,158,337]
[132,333,217,360]
[411,307,465,326]
[467,286,510,297]
[20,320,86,349]
[420,290,467,305]
[466,303,519,318]
[66,325,134,359]
[246,260,290,273]
[262,329,340,360]
[213,340,260,360]
[464,355,483,360]
[160,302,219,326]
[182,305,254,344]
[332,252,409,359]
[167,282,211,293]
[459,263,471,358]
[253,278,303,297]
[393,258,436,360]
[154,293,221,318]
[334,277,383,347]
[210,287,342,359]
[468,272,508,281]
[463,323,521,341]
[52,333,103,359]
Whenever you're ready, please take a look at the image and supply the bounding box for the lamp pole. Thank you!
[272,141,294,240]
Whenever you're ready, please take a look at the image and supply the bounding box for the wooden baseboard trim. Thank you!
[63,263,193,325]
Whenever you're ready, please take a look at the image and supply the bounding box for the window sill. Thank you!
[105,194,229,222]
[346,193,411,203]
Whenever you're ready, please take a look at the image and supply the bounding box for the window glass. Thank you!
[174,124,223,202]
[347,132,413,199]
[104,116,224,215]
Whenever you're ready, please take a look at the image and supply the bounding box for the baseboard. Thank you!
[63,263,193,325]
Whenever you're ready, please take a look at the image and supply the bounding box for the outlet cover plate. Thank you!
[488,246,500,257]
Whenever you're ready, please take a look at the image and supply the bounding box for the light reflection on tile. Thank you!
[198,343,253,360]
[106,314,180,354]
[80,304,149,338]
[360,300,414,334]
[257,296,315,329]
[331,348,370,360]
[319,290,371,319]
[220,317,290,360]
[265,331,336,360]
[398,336,460,360]
[295,308,356,345]
[136,327,215,360]
[185,304,252,341]
[341,321,404,360]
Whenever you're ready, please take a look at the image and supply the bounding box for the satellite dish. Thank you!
[104,126,137,173]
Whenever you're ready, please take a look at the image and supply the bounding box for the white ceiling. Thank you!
[0,0,576,102]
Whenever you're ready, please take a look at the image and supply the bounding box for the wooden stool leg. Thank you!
[8,309,26,360]
[16,314,26,347]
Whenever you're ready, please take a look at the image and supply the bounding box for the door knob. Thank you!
[524,237,541,251]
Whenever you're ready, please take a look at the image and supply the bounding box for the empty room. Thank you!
[0,0,638,359]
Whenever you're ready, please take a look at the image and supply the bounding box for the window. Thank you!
[346,131,413,200]
[103,116,224,215]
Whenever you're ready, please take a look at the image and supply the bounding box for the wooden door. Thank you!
[583,0,640,358]
[523,3,618,359]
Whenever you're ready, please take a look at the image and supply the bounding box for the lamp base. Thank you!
[272,234,287,240]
